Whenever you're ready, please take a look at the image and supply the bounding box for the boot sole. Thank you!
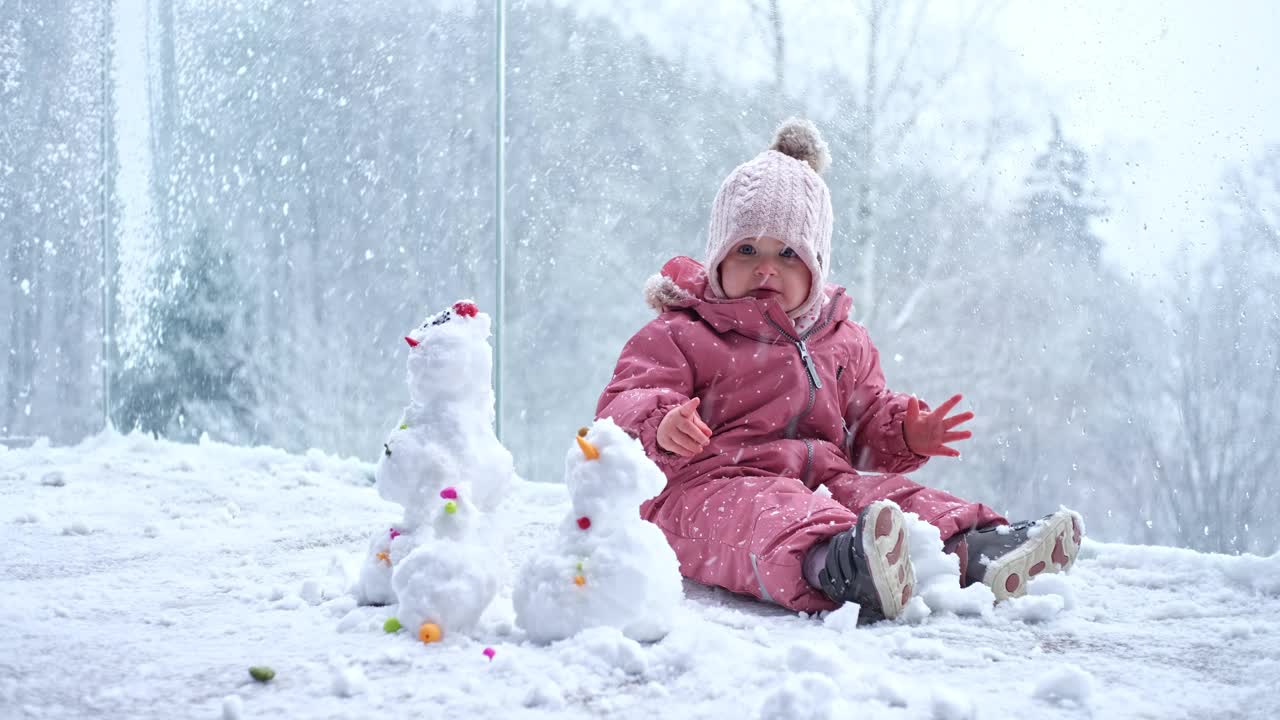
[859,501,915,619]
[982,510,1082,601]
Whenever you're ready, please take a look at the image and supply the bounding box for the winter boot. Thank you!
[814,500,915,621]
[948,510,1083,601]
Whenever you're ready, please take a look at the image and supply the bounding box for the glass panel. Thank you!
[107,1,498,459]
[1,2,109,447]
[504,3,1278,554]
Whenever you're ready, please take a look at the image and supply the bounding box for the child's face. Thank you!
[718,237,812,313]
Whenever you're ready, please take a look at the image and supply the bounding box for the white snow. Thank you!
[2,430,1279,718]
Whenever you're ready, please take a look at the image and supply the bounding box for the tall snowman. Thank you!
[514,418,683,643]
[353,300,517,643]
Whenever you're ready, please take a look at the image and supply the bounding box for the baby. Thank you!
[596,119,1082,620]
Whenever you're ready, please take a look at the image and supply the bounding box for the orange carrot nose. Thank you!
[404,336,419,347]
[576,435,600,460]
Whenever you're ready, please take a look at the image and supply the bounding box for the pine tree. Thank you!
[1014,116,1106,268]
[113,229,258,442]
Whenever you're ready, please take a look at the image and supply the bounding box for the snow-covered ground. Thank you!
[2,431,1277,719]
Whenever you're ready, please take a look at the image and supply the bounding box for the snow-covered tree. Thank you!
[1013,116,1106,268]
[113,230,257,443]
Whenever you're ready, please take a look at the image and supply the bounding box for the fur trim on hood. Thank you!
[643,256,706,313]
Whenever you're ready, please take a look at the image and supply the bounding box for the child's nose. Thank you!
[754,259,779,277]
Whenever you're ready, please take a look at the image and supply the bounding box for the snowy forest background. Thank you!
[3,0,1277,556]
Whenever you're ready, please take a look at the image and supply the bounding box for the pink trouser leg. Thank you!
[825,472,1007,542]
[641,475,858,613]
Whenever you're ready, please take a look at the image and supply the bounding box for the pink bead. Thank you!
[483,647,495,660]
[440,487,458,500]
[389,528,400,540]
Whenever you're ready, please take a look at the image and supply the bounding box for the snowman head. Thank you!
[403,300,493,405]
[564,418,666,522]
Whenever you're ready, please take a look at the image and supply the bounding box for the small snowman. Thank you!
[352,300,517,645]
[514,418,683,643]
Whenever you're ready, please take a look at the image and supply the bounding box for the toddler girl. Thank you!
[596,119,1082,620]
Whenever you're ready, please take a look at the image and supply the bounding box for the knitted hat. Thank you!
[705,118,834,332]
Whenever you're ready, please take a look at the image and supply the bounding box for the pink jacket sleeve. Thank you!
[843,329,929,475]
[595,318,696,472]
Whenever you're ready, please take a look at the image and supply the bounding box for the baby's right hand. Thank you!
[657,397,713,457]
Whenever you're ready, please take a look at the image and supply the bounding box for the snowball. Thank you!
[522,681,567,709]
[930,688,974,719]
[918,582,994,618]
[330,664,367,698]
[757,672,841,720]
[903,512,993,617]
[560,626,649,676]
[1032,664,1094,707]
[61,521,93,536]
[784,642,844,676]
[563,418,666,522]
[821,602,862,632]
[40,471,66,487]
[515,520,682,643]
[998,593,1064,623]
[392,538,499,637]
[1027,572,1077,610]
[221,694,243,720]
[901,595,932,624]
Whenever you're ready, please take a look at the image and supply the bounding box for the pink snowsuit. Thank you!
[596,257,1005,613]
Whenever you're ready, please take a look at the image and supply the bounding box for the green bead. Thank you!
[383,617,402,633]
[249,666,275,682]
[576,562,584,572]
[444,501,458,515]
[399,423,407,430]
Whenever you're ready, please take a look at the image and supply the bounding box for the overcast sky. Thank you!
[565,0,1279,277]
[995,1,1280,275]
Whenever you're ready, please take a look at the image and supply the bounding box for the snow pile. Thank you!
[1032,663,1095,707]
[757,672,841,719]
[350,300,518,643]
[513,418,683,643]
[904,513,996,618]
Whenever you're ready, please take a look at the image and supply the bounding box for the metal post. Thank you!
[494,0,506,441]
[100,0,113,430]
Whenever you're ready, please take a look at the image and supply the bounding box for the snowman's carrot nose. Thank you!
[576,434,600,460]
[404,336,419,347]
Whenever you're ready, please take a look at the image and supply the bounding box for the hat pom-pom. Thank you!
[770,118,830,175]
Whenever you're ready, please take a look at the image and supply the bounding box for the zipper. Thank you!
[799,439,815,487]
[764,307,836,443]
[794,339,822,389]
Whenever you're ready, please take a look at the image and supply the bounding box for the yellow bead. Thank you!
[444,501,458,514]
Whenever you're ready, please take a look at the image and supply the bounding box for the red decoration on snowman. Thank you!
[453,301,479,318]
[577,516,591,530]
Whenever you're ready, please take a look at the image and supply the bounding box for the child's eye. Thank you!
[736,244,756,256]
[780,247,797,258]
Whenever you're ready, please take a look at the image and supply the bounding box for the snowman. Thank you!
[513,418,683,643]
[352,300,516,644]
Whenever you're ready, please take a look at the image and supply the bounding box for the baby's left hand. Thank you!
[903,394,973,458]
